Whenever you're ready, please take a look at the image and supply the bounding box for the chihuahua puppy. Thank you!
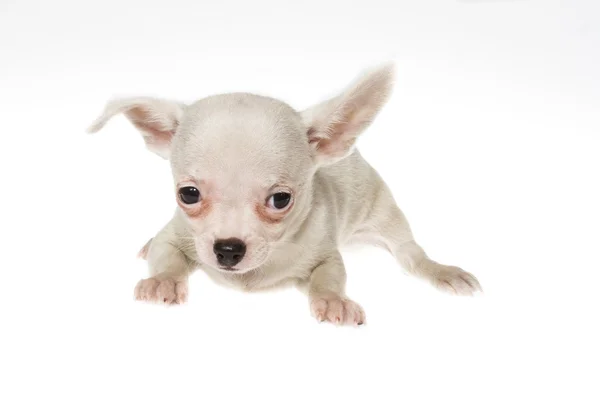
[88,64,481,326]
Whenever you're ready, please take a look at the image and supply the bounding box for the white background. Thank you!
[1,0,599,397]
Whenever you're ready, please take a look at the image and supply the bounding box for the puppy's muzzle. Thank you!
[213,238,246,268]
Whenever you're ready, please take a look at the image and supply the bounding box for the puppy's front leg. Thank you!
[307,251,365,326]
[134,222,192,305]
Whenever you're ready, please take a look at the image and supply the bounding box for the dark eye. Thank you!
[268,192,292,210]
[178,186,200,205]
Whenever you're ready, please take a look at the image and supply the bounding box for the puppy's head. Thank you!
[89,64,394,273]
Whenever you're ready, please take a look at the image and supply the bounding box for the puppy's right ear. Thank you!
[87,97,185,159]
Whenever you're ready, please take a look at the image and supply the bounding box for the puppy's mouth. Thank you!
[216,265,253,274]
[218,265,239,272]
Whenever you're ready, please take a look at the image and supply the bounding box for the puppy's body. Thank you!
[90,65,481,325]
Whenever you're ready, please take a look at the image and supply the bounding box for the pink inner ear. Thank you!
[314,136,355,158]
[127,107,176,146]
[307,128,320,145]
[308,107,364,158]
[141,130,174,148]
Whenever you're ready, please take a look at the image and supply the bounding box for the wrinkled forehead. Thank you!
[171,94,311,186]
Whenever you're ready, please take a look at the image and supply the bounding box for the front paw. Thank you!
[431,265,482,296]
[134,277,188,305]
[310,295,366,326]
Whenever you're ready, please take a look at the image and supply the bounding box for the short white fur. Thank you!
[89,64,482,326]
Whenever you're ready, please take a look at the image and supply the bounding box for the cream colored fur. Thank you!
[88,64,481,326]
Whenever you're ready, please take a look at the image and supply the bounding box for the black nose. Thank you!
[213,238,246,267]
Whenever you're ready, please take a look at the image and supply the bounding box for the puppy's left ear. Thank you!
[301,64,395,166]
[87,97,185,159]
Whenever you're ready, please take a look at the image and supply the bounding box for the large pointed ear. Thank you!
[301,64,395,166]
[87,97,186,159]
